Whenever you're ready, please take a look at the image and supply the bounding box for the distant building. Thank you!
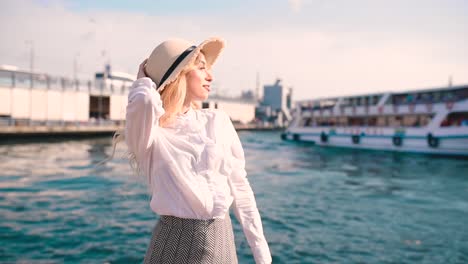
[263,79,284,110]
[259,79,292,127]
[240,90,255,101]
[203,95,256,124]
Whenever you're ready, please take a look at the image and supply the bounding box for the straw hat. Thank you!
[145,37,225,92]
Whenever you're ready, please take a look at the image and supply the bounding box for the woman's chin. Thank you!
[188,92,209,103]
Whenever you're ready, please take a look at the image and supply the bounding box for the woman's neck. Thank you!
[182,101,191,114]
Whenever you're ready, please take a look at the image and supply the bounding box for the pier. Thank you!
[0,123,280,139]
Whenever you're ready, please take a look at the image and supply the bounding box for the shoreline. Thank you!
[0,124,283,141]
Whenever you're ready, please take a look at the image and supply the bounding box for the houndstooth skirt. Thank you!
[143,214,238,264]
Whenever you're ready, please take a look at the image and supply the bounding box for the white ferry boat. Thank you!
[281,85,468,156]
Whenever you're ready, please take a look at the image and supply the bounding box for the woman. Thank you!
[123,37,272,264]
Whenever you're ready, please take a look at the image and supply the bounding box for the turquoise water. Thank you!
[1,131,467,263]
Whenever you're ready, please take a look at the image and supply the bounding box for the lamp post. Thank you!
[73,52,80,84]
[25,40,34,125]
[25,40,34,86]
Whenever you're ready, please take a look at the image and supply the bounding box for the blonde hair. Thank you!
[104,53,204,181]
[159,67,201,127]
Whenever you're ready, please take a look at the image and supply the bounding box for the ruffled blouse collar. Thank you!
[176,107,195,121]
[165,107,202,133]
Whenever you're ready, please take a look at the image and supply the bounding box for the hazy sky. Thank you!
[1,0,467,100]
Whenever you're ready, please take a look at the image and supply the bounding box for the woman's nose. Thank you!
[205,70,213,82]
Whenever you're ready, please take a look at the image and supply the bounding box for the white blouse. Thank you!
[125,77,272,264]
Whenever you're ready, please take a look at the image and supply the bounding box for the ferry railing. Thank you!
[0,69,102,91]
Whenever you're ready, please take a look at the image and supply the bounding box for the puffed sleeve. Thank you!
[223,113,272,264]
[125,77,165,171]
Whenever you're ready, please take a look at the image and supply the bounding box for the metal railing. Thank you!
[0,69,133,93]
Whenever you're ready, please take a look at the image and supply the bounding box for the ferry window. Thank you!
[442,91,455,102]
[419,114,432,127]
[372,96,379,105]
[301,117,312,127]
[385,96,392,105]
[377,116,387,127]
[406,94,414,103]
[202,102,210,109]
[48,77,59,90]
[403,115,419,127]
[0,71,13,87]
[388,116,402,127]
[368,117,377,126]
[316,117,323,126]
[441,112,468,127]
[317,117,331,126]
[317,118,324,126]
[61,78,74,90]
[413,93,421,102]
[15,72,32,88]
[349,117,364,126]
[338,117,348,126]
[32,74,48,89]
[399,94,408,104]
[89,96,110,119]
[421,93,431,103]
[455,88,468,100]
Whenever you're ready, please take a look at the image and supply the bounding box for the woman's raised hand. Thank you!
[137,59,149,79]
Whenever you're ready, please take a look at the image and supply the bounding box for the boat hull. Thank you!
[281,128,468,156]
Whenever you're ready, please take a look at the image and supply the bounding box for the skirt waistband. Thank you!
[159,215,226,229]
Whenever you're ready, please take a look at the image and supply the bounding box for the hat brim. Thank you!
[157,37,225,93]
